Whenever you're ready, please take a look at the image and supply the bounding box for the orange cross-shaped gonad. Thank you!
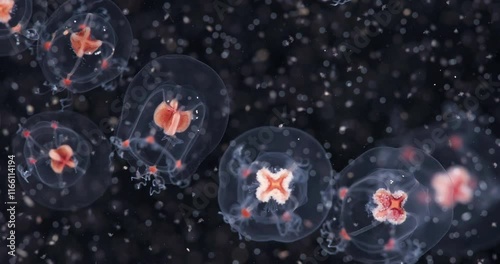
[48,145,76,174]
[70,26,102,58]
[371,188,408,225]
[153,99,192,136]
[255,168,292,205]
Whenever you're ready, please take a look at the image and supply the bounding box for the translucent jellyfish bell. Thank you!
[111,55,230,194]
[218,126,334,242]
[319,147,453,264]
[11,111,113,211]
[37,0,132,92]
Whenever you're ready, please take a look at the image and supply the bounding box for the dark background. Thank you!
[1,0,499,263]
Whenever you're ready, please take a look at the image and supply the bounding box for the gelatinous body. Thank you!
[218,126,334,242]
[112,55,230,194]
[319,147,453,264]
[37,0,132,92]
[12,111,112,210]
[0,0,45,56]
[383,114,500,256]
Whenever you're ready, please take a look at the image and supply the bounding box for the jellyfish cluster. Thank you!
[379,110,500,258]
[312,108,499,263]
[319,147,453,263]
[7,0,230,207]
[215,105,499,263]
[3,0,499,263]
